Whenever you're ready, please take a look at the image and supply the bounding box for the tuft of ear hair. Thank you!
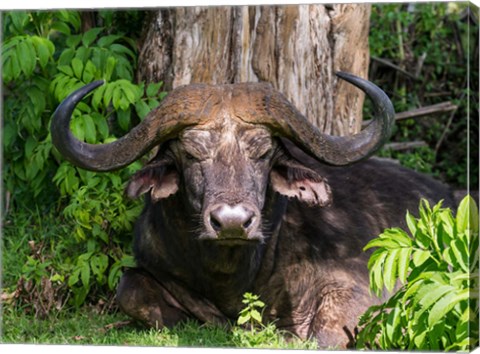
[270,161,332,207]
[126,160,179,202]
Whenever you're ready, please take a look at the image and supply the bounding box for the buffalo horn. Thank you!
[257,72,395,165]
[51,81,210,171]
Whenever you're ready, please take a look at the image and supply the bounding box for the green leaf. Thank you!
[68,268,80,287]
[117,109,131,131]
[80,260,91,288]
[250,309,262,323]
[82,60,97,83]
[51,21,72,35]
[97,34,122,48]
[9,11,29,32]
[71,57,84,80]
[82,27,104,47]
[91,84,107,110]
[71,116,85,141]
[92,112,109,140]
[135,100,151,120]
[57,65,74,77]
[82,114,97,144]
[103,82,114,107]
[397,247,412,284]
[412,249,430,267]
[414,283,454,319]
[385,305,402,344]
[457,195,479,234]
[371,251,387,295]
[24,136,37,159]
[237,313,250,325]
[3,122,17,148]
[383,248,399,292]
[406,210,418,236]
[17,38,36,77]
[449,238,469,273]
[31,36,54,68]
[66,34,82,48]
[105,56,117,81]
[110,43,136,60]
[90,254,109,278]
[364,235,399,251]
[428,289,469,326]
[147,82,163,97]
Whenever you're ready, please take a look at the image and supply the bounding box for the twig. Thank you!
[415,52,427,78]
[371,56,418,80]
[424,92,452,98]
[101,320,133,332]
[434,94,463,155]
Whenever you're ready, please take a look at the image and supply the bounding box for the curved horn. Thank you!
[247,72,395,165]
[51,81,212,171]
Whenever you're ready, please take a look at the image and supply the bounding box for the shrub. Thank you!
[356,195,479,350]
[2,10,165,309]
[369,3,478,189]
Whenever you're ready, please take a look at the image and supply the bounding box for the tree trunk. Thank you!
[136,4,371,136]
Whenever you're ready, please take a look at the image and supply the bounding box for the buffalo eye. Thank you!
[184,152,196,161]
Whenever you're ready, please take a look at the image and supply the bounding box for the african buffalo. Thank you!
[51,73,454,348]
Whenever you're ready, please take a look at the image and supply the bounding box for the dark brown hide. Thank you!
[119,119,454,348]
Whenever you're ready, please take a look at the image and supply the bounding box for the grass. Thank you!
[1,207,317,349]
[1,305,318,349]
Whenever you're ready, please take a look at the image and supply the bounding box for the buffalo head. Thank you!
[51,73,394,245]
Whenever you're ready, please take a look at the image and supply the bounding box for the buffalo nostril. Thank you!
[210,215,222,232]
[243,216,254,229]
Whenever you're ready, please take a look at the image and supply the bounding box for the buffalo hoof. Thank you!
[116,268,189,328]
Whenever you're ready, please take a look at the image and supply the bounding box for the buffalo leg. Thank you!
[311,291,373,349]
[116,268,190,328]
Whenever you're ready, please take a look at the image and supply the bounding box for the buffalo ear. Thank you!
[270,160,332,207]
[126,160,179,202]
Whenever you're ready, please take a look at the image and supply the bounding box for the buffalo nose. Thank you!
[209,204,257,237]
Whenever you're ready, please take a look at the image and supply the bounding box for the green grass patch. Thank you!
[1,306,317,349]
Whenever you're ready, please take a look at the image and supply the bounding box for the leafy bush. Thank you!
[356,195,479,350]
[369,3,478,189]
[2,10,165,308]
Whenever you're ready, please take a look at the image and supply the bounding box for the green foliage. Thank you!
[2,9,166,309]
[369,3,478,188]
[237,292,265,328]
[231,292,317,348]
[356,196,479,350]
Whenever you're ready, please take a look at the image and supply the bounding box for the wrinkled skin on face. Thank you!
[126,112,332,245]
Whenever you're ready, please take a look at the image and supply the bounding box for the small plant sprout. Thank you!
[237,292,266,330]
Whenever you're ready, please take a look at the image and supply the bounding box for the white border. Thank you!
[1,1,478,354]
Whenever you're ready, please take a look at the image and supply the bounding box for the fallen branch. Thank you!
[383,141,428,151]
[395,101,458,121]
[363,101,458,127]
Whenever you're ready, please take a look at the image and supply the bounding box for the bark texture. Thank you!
[137,4,371,135]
